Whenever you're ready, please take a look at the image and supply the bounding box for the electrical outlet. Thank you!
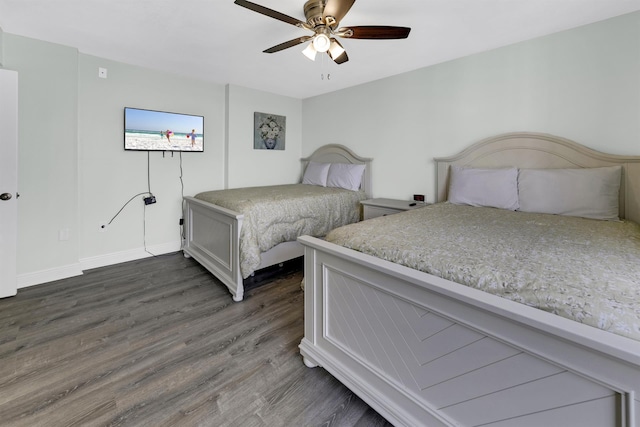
[58,228,70,241]
[99,221,108,232]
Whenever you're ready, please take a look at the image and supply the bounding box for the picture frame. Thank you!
[254,112,286,150]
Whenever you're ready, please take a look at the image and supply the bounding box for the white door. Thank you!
[0,69,18,298]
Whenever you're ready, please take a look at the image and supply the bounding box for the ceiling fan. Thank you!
[234,0,411,65]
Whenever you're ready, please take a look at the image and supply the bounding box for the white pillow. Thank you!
[326,163,366,191]
[448,166,519,210]
[302,162,331,186]
[518,166,621,221]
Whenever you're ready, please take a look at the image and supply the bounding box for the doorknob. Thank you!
[0,193,12,201]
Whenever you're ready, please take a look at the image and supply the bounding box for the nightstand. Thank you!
[361,198,427,220]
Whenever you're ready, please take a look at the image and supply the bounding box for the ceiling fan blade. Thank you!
[340,26,411,39]
[323,0,356,24]
[263,36,312,53]
[234,0,306,27]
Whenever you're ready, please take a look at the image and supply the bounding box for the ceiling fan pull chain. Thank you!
[320,53,329,81]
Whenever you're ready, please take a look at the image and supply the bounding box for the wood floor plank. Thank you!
[0,253,392,427]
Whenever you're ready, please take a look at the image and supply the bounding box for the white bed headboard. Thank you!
[434,132,640,223]
[301,144,373,198]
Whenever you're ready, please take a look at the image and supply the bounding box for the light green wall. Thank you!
[0,27,4,66]
[226,84,303,188]
[3,34,299,284]
[77,54,225,263]
[302,11,640,202]
[4,35,81,279]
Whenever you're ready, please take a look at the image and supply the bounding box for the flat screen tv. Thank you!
[124,107,204,152]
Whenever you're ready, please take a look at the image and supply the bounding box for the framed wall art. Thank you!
[254,112,286,150]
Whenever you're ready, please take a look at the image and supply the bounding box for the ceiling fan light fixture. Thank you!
[328,39,345,59]
[312,33,331,53]
[302,42,317,61]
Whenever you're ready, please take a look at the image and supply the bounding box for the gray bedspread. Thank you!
[325,203,640,341]
[196,184,366,278]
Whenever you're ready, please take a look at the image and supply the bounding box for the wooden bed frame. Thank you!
[299,133,640,427]
[183,144,372,302]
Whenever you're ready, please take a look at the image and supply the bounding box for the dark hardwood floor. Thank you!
[0,253,392,427]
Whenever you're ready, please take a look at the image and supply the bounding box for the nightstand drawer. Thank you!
[363,205,404,220]
[361,198,427,220]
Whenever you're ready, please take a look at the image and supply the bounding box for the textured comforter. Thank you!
[325,203,640,341]
[196,184,366,278]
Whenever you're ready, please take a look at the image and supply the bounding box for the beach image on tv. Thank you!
[124,107,204,152]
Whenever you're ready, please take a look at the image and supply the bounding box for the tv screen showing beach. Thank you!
[124,107,204,152]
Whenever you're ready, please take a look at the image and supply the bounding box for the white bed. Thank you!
[298,132,640,427]
[183,144,372,301]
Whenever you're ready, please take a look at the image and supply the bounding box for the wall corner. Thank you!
[0,26,4,67]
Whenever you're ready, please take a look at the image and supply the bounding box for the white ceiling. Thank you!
[1,0,639,99]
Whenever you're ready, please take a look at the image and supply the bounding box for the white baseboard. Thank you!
[17,241,182,289]
[18,263,83,289]
[80,241,182,271]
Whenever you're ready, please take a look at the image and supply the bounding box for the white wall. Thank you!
[302,11,640,203]
[226,84,303,188]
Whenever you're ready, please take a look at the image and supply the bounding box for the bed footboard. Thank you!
[183,196,244,301]
[298,235,640,427]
